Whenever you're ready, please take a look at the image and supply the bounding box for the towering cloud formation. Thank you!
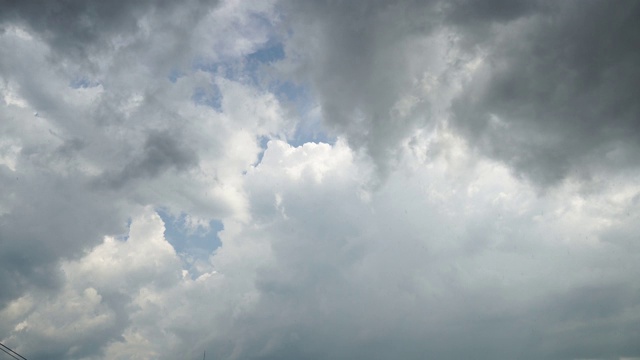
[1,1,639,359]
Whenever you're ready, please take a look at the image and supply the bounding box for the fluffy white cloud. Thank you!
[6,135,639,359]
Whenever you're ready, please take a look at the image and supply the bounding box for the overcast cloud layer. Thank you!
[1,1,639,359]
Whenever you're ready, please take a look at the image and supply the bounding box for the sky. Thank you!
[1,0,639,359]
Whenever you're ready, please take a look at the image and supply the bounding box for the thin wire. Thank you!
[0,345,21,360]
[0,343,26,360]
[0,346,21,360]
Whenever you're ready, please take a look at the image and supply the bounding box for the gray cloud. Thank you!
[281,0,441,178]
[281,0,640,187]
[0,169,130,308]
[2,1,640,359]
[449,0,640,186]
[0,0,217,66]
[443,0,539,42]
[97,130,198,189]
[0,0,273,321]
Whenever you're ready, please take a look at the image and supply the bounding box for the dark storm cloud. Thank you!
[98,130,199,189]
[282,0,441,177]
[0,170,129,307]
[0,0,145,50]
[443,0,539,37]
[449,0,640,186]
[282,0,640,186]
[0,0,216,62]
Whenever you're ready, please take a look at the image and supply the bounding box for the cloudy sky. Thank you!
[1,0,639,359]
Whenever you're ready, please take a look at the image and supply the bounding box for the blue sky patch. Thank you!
[156,208,223,276]
[69,77,100,89]
[168,68,186,83]
[192,84,223,111]
[246,42,285,64]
